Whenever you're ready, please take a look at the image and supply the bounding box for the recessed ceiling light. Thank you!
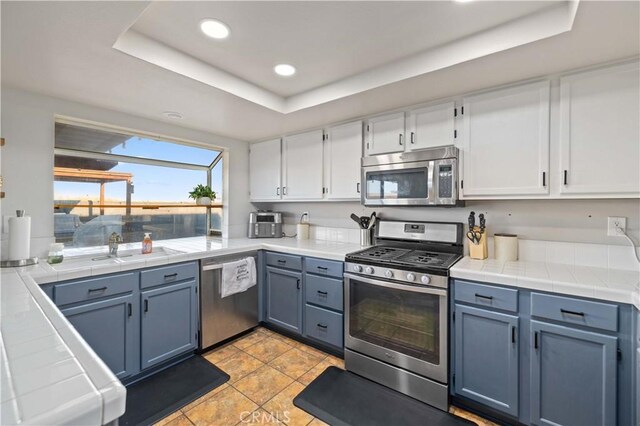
[163,111,183,120]
[200,19,230,39]
[274,64,296,77]
[454,0,474,2]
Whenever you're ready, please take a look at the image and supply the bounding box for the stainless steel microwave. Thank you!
[361,146,463,207]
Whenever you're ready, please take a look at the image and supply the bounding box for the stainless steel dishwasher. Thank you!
[199,252,259,350]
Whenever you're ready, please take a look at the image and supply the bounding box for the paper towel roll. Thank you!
[9,215,31,261]
[296,223,310,240]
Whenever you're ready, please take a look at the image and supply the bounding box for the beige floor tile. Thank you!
[295,343,329,359]
[263,382,313,426]
[184,385,258,426]
[216,351,265,383]
[157,414,193,426]
[322,355,344,369]
[232,365,294,405]
[154,410,184,426]
[307,418,329,426]
[269,348,324,380]
[237,408,284,425]
[243,337,294,363]
[450,406,494,426]
[233,331,269,350]
[204,343,241,364]
[255,327,276,336]
[180,383,229,413]
[296,361,333,386]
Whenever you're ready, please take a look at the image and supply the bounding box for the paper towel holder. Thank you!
[1,209,39,268]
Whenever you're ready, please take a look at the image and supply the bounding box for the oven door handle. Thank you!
[344,273,447,297]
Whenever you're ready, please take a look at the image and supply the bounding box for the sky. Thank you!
[55,137,223,202]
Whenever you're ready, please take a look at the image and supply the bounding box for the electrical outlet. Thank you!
[301,211,310,223]
[607,216,627,236]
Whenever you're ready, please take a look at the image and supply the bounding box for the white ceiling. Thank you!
[1,1,639,142]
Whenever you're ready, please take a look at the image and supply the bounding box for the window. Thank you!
[54,121,223,247]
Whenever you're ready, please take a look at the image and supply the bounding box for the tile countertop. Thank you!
[451,256,640,309]
[0,236,361,425]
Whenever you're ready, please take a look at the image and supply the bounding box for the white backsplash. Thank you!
[283,224,640,272]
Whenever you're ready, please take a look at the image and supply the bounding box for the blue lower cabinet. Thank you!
[61,293,137,379]
[265,266,302,334]
[454,304,519,417]
[140,280,198,370]
[304,304,343,348]
[530,320,617,426]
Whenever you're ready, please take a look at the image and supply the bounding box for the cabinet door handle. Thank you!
[356,182,360,193]
[317,323,328,329]
[563,170,568,185]
[560,308,585,317]
[277,187,280,196]
[164,273,178,280]
[474,293,493,301]
[88,286,107,294]
[128,303,132,317]
[511,326,516,343]
[398,134,403,145]
[283,186,287,195]
[316,266,328,271]
[144,299,149,313]
[296,279,301,290]
[317,290,328,295]
[410,132,415,144]
[542,171,546,187]
[534,331,539,349]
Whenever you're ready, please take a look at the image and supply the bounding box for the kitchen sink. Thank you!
[90,246,182,261]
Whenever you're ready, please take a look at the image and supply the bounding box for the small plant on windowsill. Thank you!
[188,184,216,206]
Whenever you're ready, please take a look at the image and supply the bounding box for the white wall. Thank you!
[0,87,251,258]
[253,199,640,246]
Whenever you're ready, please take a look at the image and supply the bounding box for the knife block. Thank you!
[468,227,488,260]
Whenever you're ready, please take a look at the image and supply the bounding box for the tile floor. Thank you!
[154,327,498,426]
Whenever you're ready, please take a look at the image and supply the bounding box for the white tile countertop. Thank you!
[451,256,640,309]
[0,236,361,425]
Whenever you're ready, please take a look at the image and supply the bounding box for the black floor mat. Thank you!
[119,356,229,426]
[294,367,475,426]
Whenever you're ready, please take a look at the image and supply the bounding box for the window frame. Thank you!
[53,117,224,237]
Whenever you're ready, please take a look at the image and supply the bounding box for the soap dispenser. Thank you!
[142,233,153,254]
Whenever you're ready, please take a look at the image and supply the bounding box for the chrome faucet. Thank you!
[108,232,123,257]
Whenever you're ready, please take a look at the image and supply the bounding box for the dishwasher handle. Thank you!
[202,264,223,271]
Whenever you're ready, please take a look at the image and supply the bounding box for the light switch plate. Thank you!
[607,216,627,236]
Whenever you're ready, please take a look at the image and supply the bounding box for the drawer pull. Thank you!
[164,273,178,280]
[317,290,328,296]
[474,293,493,301]
[560,308,585,317]
[88,286,107,293]
[317,323,328,329]
[316,266,328,271]
[277,259,286,264]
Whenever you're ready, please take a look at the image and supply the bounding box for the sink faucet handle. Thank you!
[109,232,123,243]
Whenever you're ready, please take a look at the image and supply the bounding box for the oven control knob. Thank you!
[421,275,431,285]
[385,270,394,278]
[406,273,416,282]
[364,266,375,274]
[352,265,363,273]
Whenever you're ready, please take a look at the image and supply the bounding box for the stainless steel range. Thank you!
[343,219,464,411]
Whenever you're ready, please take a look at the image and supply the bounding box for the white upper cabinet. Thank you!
[282,130,324,200]
[324,121,362,200]
[559,62,640,197]
[365,112,405,156]
[460,81,550,198]
[249,138,281,201]
[406,101,456,151]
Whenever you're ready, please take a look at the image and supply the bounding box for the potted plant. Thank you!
[188,184,216,206]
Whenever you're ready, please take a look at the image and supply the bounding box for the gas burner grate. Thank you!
[352,246,410,260]
[396,250,458,267]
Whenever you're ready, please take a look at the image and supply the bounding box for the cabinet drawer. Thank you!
[454,280,518,313]
[55,273,136,306]
[305,258,343,278]
[305,304,343,348]
[531,293,618,332]
[266,252,302,271]
[140,263,196,289]
[305,275,343,312]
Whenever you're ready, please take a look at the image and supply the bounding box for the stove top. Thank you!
[346,245,461,272]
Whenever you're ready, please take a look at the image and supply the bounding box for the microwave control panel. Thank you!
[438,165,453,198]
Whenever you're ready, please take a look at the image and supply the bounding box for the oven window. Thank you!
[365,168,429,200]
[349,279,440,364]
